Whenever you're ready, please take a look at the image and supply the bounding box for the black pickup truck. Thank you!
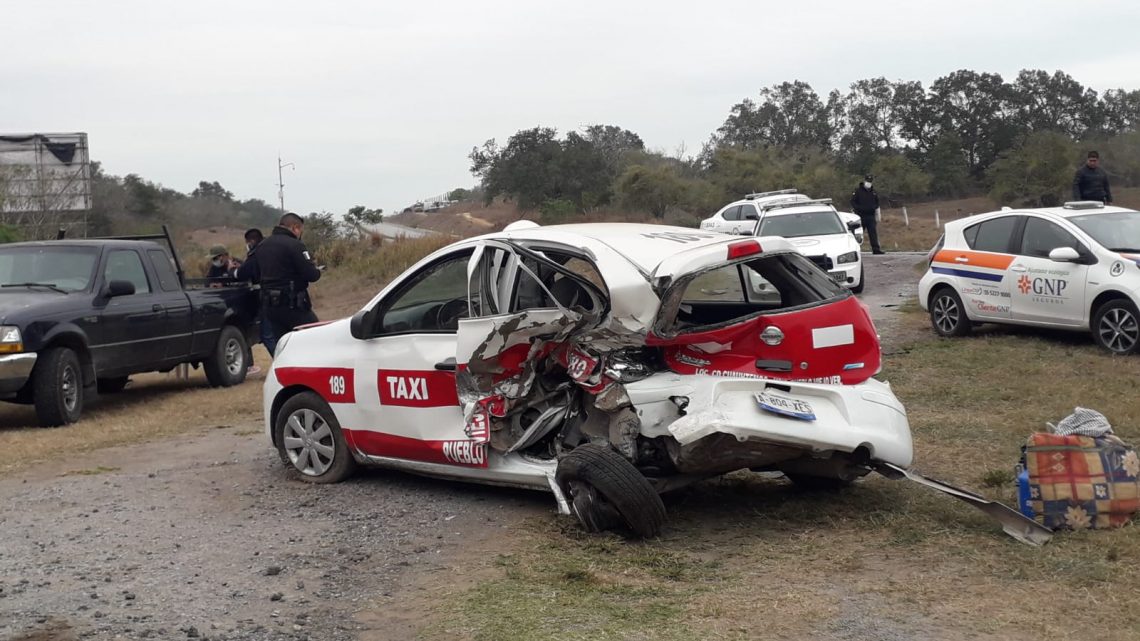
[0,229,258,426]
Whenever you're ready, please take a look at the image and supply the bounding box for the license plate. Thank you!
[829,271,845,282]
[754,391,816,421]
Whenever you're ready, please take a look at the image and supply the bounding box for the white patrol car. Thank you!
[919,201,1140,354]
[701,189,865,243]
[750,198,865,293]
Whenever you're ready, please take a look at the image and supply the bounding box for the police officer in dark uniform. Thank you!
[257,212,321,345]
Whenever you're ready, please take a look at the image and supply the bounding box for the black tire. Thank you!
[851,264,865,294]
[32,347,84,426]
[556,443,666,538]
[274,391,356,484]
[785,473,853,491]
[204,325,248,387]
[1092,298,1140,355]
[96,376,130,394]
[929,287,972,337]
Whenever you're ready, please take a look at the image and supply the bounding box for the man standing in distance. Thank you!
[1072,151,1113,204]
[850,174,883,255]
[257,213,322,345]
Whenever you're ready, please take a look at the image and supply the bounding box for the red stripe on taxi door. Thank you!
[274,367,355,403]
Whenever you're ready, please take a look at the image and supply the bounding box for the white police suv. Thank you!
[918,201,1140,354]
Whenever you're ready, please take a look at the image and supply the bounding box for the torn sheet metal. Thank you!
[877,462,1054,547]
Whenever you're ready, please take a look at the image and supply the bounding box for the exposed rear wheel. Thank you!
[33,347,84,426]
[556,443,666,538]
[1092,299,1140,355]
[275,392,356,484]
[929,287,971,337]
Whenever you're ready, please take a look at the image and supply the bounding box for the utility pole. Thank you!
[276,154,295,214]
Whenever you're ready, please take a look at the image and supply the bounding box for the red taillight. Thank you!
[727,240,762,260]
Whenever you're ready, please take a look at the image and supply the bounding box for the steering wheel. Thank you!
[435,298,469,330]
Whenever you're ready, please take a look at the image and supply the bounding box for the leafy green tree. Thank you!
[833,78,907,170]
[583,125,644,171]
[614,164,686,218]
[469,127,564,209]
[716,81,832,149]
[0,224,20,243]
[448,187,471,202]
[1098,89,1140,136]
[870,154,932,202]
[191,180,234,201]
[344,205,384,227]
[923,132,974,198]
[1011,70,1098,139]
[988,131,1077,207]
[929,70,1019,177]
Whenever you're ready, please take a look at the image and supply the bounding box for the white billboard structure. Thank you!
[0,133,92,239]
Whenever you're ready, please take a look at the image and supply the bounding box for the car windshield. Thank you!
[1070,211,1140,252]
[758,211,845,238]
[0,246,100,292]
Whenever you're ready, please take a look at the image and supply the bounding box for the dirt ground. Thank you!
[0,253,929,641]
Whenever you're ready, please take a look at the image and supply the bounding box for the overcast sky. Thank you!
[4,0,1140,217]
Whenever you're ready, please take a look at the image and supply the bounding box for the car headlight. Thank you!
[837,251,859,265]
[0,326,23,353]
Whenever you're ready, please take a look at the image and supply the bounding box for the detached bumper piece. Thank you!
[876,462,1054,547]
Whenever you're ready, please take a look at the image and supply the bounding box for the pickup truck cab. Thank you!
[0,236,259,425]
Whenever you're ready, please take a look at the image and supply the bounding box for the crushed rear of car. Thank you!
[453,230,910,535]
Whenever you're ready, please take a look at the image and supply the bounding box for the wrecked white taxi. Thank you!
[263,222,912,537]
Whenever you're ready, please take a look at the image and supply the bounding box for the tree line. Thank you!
[468,69,1140,218]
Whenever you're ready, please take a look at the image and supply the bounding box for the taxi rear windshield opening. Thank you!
[660,252,845,334]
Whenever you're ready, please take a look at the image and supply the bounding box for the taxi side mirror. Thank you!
[1048,247,1081,263]
[350,307,379,340]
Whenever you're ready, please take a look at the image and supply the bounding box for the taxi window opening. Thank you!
[663,252,845,333]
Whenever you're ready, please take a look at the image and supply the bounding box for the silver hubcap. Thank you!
[282,409,335,476]
[1098,308,1139,353]
[61,365,78,412]
[224,338,243,376]
[933,295,960,334]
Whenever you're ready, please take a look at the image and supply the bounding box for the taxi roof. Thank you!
[492,222,796,275]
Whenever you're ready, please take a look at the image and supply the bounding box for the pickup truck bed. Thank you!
[0,237,258,425]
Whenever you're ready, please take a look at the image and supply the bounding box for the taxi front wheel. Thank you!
[1092,299,1140,355]
[275,392,357,484]
[929,288,972,337]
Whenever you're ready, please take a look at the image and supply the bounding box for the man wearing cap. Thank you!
[1073,151,1113,204]
[206,245,240,282]
[256,212,322,346]
[850,174,883,255]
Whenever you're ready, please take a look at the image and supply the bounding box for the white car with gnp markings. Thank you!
[919,201,1140,354]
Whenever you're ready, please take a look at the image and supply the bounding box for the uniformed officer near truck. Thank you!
[257,212,322,345]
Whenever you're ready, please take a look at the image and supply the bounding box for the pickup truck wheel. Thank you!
[556,443,666,538]
[96,376,130,394]
[204,325,248,387]
[275,392,356,484]
[33,347,84,426]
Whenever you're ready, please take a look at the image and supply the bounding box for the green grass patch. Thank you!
[424,313,1140,640]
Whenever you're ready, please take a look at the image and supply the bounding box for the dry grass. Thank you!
[0,350,269,477]
[426,310,1140,641]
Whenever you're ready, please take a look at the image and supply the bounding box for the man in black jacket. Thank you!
[850,174,883,254]
[236,227,273,361]
[257,213,322,346]
[1073,151,1113,204]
